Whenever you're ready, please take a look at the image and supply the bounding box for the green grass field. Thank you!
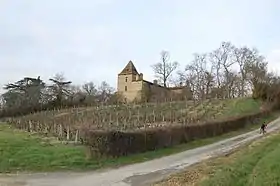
[0,125,95,172]
[199,132,280,186]
[0,110,278,173]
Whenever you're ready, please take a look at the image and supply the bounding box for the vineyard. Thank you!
[5,98,261,142]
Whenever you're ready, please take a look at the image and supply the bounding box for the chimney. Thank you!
[139,73,143,80]
[153,80,158,85]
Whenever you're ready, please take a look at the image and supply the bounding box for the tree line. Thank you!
[1,41,280,117]
[152,41,279,101]
[0,73,119,117]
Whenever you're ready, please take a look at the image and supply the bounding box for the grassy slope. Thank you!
[155,114,280,186]
[218,97,261,117]
[0,98,269,173]
[199,132,280,186]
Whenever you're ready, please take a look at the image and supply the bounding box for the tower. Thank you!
[117,61,143,102]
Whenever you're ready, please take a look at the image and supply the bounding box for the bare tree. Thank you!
[82,82,97,96]
[210,42,235,98]
[244,53,268,92]
[210,50,222,89]
[184,53,212,99]
[233,46,256,96]
[97,81,114,103]
[152,50,179,87]
[68,85,86,104]
[82,82,98,105]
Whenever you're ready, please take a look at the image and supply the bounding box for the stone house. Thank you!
[117,61,193,102]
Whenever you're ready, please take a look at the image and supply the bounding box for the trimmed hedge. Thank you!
[82,110,270,158]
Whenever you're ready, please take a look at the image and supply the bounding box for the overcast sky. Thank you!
[1,0,280,92]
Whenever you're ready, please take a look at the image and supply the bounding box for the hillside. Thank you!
[0,97,274,173]
[0,111,279,183]
[156,131,280,186]
[5,98,261,140]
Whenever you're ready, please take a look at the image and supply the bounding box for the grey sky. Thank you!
[1,0,280,92]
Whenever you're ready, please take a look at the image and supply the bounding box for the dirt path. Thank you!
[1,117,280,186]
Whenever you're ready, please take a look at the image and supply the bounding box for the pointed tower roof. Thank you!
[118,61,139,75]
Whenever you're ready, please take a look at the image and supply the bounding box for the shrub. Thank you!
[82,110,270,158]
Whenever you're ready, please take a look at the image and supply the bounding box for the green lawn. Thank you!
[0,110,278,173]
[199,132,280,186]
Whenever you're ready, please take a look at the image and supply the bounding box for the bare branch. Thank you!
[151,50,179,87]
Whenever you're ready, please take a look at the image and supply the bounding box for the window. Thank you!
[125,86,127,91]
[125,77,128,82]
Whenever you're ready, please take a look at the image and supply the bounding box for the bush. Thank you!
[82,110,270,158]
